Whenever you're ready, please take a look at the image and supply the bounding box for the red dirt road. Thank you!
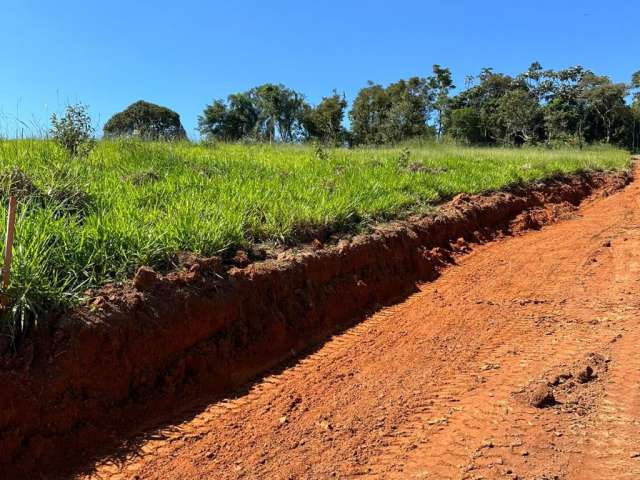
[85,171,640,480]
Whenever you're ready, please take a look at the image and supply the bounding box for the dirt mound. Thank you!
[518,352,609,414]
[0,169,630,478]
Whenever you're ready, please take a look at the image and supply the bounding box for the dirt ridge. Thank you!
[0,169,631,478]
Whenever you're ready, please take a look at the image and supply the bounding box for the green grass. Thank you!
[0,139,631,336]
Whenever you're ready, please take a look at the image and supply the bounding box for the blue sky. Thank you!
[1,0,638,138]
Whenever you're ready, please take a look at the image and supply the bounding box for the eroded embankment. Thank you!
[0,170,631,478]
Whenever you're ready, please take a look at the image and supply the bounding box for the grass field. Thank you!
[0,139,631,335]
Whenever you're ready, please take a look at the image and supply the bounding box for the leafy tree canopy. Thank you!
[302,91,348,145]
[104,100,187,141]
[349,76,434,145]
[199,84,307,143]
[198,63,640,151]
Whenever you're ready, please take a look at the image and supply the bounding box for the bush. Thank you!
[545,133,583,149]
[104,100,187,141]
[50,104,95,156]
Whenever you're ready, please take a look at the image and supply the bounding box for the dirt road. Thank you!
[85,171,640,480]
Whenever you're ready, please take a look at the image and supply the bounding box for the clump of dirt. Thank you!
[527,382,556,408]
[511,202,577,232]
[133,266,161,291]
[231,250,251,267]
[164,252,225,276]
[517,352,609,413]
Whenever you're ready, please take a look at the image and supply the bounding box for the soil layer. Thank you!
[0,169,633,479]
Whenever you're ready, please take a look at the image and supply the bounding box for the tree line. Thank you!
[98,63,640,151]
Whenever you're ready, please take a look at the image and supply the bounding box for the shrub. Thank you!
[50,104,95,156]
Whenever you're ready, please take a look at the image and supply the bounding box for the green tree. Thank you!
[302,91,347,145]
[104,101,187,141]
[632,103,640,152]
[446,69,517,144]
[429,64,455,139]
[198,93,259,141]
[446,107,484,144]
[518,62,556,104]
[250,84,306,143]
[225,93,260,139]
[497,89,541,145]
[198,100,229,140]
[349,81,391,144]
[631,71,640,102]
[199,84,306,143]
[386,77,434,141]
[349,77,433,145]
[631,71,640,151]
[540,66,593,146]
[580,74,628,144]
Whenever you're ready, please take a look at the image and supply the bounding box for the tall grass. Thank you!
[0,139,631,337]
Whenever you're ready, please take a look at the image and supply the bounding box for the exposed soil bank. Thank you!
[0,170,631,478]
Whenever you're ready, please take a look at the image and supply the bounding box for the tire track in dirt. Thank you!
[377,308,625,479]
[375,185,640,479]
[81,166,640,480]
[573,327,640,480]
[568,196,640,480]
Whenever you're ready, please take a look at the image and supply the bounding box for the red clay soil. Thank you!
[83,166,640,480]
[0,168,636,479]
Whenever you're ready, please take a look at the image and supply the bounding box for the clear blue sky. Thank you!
[2,0,638,138]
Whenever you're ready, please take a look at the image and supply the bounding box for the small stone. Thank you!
[427,417,448,425]
[603,240,612,247]
[133,266,160,291]
[279,415,288,424]
[528,383,555,408]
[575,365,594,383]
[318,420,332,431]
[482,363,500,371]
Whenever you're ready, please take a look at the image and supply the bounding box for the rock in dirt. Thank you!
[232,250,250,268]
[528,383,556,408]
[575,365,594,384]
[547,372,572,386]
[133,266,160,291]
[317,420,333,431]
